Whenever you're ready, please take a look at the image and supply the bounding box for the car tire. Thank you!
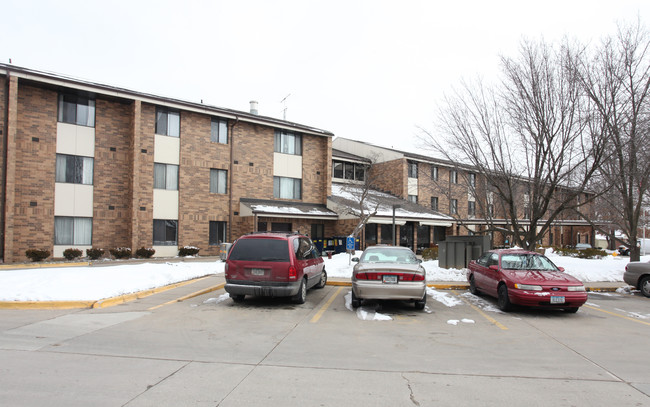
[639,276,650,298]
[351,290,361,308]
[292,278,307,304]
[497,284,512,312]
[315,269,327,289]
[414,294,426,310]
[469,275,480,295]
[564,307,579,313]
[230,294,245,303]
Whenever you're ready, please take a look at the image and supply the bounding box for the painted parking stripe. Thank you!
[453,291,508,330]
[311,287,344,323]
[148,283,225,310]
[583,305,650,326]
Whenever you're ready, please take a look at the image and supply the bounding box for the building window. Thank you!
[365,223,377,242]
[209,221,227,245]
[431,196,439,211]
[274,130,302,155]
[468,201,476,216]
[432,166,439,181]
[210,169,227,194]
[469,173,476,187]
[381,224,394,244]
[211,118,228,144]
[408,161,418,178]
[155,107,180,137]
[56,154,94,185]
[450,199,458,215]
[408,195,418,203]
[153,219,178,245]
[154,163,179,190]
[54,216,92,245]
[58,94,95,127]
[450,170,458,184]
[311,224,325,240]
[271,222,292,232]
[274,176,301,199]
[333,160,366,181]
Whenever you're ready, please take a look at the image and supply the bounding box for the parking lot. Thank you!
[1,279,649,406]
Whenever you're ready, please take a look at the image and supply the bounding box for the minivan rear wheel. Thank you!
[315,269,327,289]
[292,278,307,304]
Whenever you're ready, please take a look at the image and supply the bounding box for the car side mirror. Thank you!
[557,267,565,272]
[352,257,359,262]
[417,259,422,263]
[489,265,500,271]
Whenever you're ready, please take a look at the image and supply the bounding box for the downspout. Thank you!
[1,70,10,261]
[228,116,239,243]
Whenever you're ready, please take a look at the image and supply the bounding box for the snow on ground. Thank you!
[0,250,647,302]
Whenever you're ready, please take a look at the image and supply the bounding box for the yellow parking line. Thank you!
[454,291,508,330]
[148,283,225,311]
[583,305,650,326]
[311,287,343,323]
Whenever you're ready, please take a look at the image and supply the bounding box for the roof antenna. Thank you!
[280,94,291,120]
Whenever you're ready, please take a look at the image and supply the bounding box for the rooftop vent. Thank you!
[250,100,259,115]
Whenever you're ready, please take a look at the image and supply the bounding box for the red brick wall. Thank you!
[178,111,230,255]
[10,84,57,261]
[93,98,135,249]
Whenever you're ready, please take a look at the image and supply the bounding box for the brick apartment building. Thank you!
[0,64,338,263]
[0,64,595,264]
[331,138,595,250]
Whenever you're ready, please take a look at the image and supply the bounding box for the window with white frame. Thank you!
[408,161,418,178]
[431,196,439,211]
[468,201,476,216]
[56,154,94,185]
[274,130,302,155]
[58,94,95,127]
[210,169,227,194]
[154,163,179,190]
[450,199,458,215]
[155,107,180,137]
[211,117,228,144]
[153,219,178,245]
[274,176,301,199]
[54,216,92,245]
[450,170,458,184]
[469,173,476,187]
[432,166,438,181]
[408,195,418,203]
[209,221,227,245]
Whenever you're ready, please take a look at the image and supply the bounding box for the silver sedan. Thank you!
[351,245,427,310]
[624,261,650,298]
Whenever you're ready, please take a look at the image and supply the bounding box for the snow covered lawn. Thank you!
[0,250,646,302]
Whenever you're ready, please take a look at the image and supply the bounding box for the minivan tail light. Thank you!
[288,265,297,279]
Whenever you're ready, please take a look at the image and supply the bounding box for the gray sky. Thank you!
[2,0,649,153]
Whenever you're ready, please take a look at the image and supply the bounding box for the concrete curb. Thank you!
[0,261,90,270]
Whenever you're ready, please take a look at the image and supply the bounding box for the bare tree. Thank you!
[572,20,650,261]
[420,39,606,250]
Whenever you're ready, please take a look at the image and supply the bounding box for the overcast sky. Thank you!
[2,0,649,153]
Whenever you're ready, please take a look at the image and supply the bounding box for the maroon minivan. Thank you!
[225,232,327,303]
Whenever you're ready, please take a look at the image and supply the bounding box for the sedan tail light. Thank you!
[356,272,424,281]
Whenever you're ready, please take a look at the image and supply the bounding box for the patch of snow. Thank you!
[427,287,462,307]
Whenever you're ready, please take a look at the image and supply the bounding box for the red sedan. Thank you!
[467,249,588,313]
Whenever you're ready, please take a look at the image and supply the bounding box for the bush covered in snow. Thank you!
[179,246,200,256]
[25,249,50,262]
[110,247,132,259]
[63,248,83,260]
[86,248,105,260]
[135,247,156,258]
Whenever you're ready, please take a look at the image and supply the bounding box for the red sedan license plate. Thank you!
[550,296,565,304]
[383,275,398,284]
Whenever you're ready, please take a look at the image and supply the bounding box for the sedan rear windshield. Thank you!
[229,239,290,262]
[500,254,558,271]
[360,249,418,264]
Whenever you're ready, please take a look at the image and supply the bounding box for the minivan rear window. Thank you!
[228,238,290,262]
